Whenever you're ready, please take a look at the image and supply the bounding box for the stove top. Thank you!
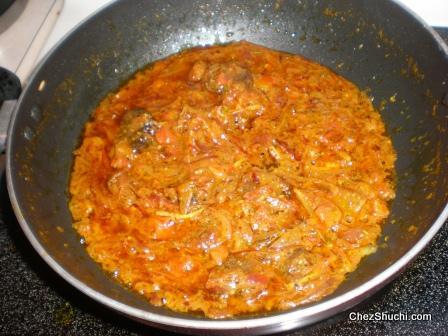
[0,0,63,82]
[0,1,447,335]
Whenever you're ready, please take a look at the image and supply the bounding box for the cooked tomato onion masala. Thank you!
[69,41,396,318]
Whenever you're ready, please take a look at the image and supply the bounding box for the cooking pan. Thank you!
[1,0,447,334]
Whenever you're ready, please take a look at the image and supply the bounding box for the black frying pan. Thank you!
[1,0,448,334]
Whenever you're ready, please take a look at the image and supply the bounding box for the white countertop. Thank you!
[40,0,448,60]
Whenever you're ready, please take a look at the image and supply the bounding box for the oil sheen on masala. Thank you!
[69,41,396,318]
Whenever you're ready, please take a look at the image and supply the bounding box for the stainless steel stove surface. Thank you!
[0,0,63,82]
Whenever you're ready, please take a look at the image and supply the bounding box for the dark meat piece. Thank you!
[205,256,270,298]
[205,62,253,93]
[282,248,316,277]
[119,109,158,152]
[110,109,158,169]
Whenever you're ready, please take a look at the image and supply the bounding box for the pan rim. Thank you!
[6,0,448,332]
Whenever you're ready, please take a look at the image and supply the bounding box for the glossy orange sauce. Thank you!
[69,42,396,318]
